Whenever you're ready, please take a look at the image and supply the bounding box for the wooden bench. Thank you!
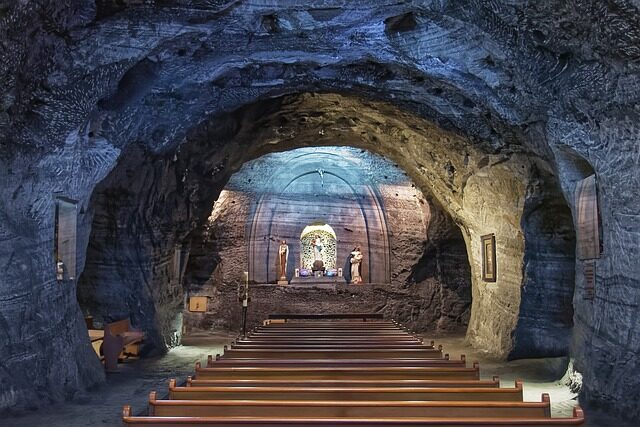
[267,313,385,321]
[185,376,502,389]
[121,315,586,427]
[247,326,416,333]
[146,392,550,418]
[251,325,411,333]
[247,333,419,341]
[123,410,586,426]
[123,407,586,426]
[235,337,424,347]
[103,318,144,372]
[87,328,105,359]
[194,363,481,381]
[249,330,415,335]
[221,348,444,359]
[251,330,409,335]
[236,340,425,346]
[247,333,419,342]
[259,324,413,332]
[168,379,524,401]
[233,342,430,348]
[207,356,466,368]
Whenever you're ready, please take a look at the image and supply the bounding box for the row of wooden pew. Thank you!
[122,317,585,426]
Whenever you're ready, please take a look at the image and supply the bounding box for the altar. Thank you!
[289,275,345,287]
[248,206,391,284]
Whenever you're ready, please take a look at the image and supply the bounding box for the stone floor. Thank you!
[2,332,635,427]
[431,336,636,426]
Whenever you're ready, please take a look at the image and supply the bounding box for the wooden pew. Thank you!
[185,376,502,389]
[194,363,481,381]
[233,342,430,348]
[256,322,401,327]
[258,319,398,327]
[88,328,104,359]
[230,340,432,347]
[236,336,423,346]
[249,329,411,338]
[146,392,550,418]
[103,318,144,372]
[233,340,428,347]
[265,317,390,325]
[124,407,586,427]
[121,314,586,427]
[266,313,385,321]
[245,335,423,341]
[221,348,444,359]
[250,326,411,333]
[260,325,401,330]
[246,333,419,342]
[206,356,466,368]
[168,379,524,401]
[123,406,586,426]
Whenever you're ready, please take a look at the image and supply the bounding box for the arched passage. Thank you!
[1,1,638,420]
[179,146,471,335]
[76,92,575,362]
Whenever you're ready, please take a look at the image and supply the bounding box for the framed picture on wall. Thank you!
[189,296,208,312]
[481,234,497,282]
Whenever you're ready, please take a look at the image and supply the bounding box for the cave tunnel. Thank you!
[75,92,576,364]
[1,1,639,425]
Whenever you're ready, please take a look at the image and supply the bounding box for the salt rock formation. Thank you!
[0,0,638,421]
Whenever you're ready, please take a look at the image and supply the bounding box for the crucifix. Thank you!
[316,168,325,188]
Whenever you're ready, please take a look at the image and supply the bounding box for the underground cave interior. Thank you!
[74,93,579,364]
[62,121,589,424]
[5,89,619,426]
[2,2,639,425]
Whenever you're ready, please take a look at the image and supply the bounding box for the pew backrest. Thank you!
[168,379,524,401]
[147,391,550,418]
[184,375,502,389]
[122,405,586,426]
[194,362,481,380]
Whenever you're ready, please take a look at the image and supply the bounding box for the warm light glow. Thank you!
[300,223,337,239]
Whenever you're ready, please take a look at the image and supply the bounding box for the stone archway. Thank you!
[246,147,392,285]
[76,93,576,362]
[179,146,472,335]
[1,0,637,418]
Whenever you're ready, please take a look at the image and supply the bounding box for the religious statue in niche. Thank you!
[311,235,325,273]
[277,240,289,285]
[312,235,323,261]
[349,246,363,284]
[300,224,337,272]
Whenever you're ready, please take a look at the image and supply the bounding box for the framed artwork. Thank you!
[481,234,497,282]
[189,296,207,312]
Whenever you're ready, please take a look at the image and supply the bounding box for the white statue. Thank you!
[278,240,289,280]
[350,247,363,284]
[312,235,323,261]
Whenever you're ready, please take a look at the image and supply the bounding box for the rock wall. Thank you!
[186,283,466,337]
[0,0,638,420]
[549,117,640,419]
[511,165,576,359]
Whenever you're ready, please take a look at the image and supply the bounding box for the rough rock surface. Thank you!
[187,283,468,337]
[0,0,638,420]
